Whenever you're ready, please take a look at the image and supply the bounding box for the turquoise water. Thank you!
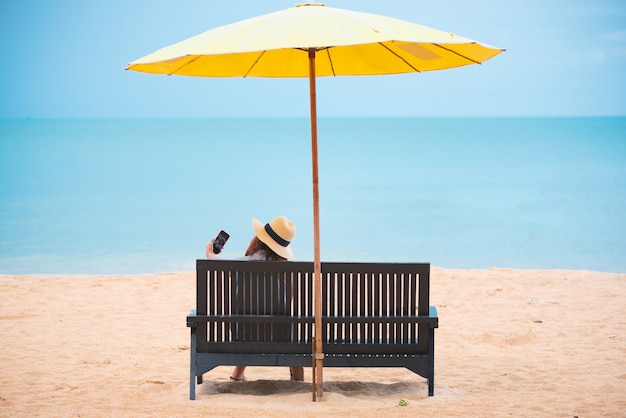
[1,117,625,274]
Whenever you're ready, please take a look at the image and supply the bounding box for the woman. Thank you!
[205,215,304,382]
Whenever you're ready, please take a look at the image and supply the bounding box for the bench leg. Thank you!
[428,329,435,396]
[190,326,197,400]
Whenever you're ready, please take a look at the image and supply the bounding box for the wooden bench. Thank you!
[187,259,438,400]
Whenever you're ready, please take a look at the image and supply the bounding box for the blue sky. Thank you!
[1,0,625,118]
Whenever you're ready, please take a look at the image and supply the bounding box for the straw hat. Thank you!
[252,216,296,260]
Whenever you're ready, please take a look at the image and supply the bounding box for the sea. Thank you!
[1,117,625,275]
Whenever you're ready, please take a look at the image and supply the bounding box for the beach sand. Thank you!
[1,267,625,417]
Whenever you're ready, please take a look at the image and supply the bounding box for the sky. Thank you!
[1,0,625,118]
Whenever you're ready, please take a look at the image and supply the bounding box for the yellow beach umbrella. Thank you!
[127,2,504,401]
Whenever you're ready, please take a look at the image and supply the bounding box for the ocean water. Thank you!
[1,117,625,274]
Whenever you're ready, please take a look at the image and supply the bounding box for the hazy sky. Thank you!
[1,0,625,118]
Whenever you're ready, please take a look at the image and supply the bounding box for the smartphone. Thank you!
[212,230,230,254]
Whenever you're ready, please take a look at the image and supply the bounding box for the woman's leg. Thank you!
[230,365,247,381]
[289,366,304,381]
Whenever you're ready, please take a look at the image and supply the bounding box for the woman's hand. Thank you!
[206,239,219,259]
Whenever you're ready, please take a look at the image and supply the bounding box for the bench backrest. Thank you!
[195,259,431,354]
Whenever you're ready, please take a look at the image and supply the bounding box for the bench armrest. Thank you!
[429,306,439,328]
[187,309,197,327]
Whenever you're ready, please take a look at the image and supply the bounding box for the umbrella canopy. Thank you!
[128,3,503,77]
[127,2,504,401]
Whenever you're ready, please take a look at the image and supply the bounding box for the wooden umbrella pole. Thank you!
[308,47,324,402]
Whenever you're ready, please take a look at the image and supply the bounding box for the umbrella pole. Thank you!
[308,47,324,402]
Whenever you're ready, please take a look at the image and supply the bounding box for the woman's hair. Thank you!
[245,236,287,261]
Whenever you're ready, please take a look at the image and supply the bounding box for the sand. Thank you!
[1,267,625,417]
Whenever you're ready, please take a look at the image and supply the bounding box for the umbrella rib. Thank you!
[168,55,203,75]
[243,51,267,78]
[432,43,482,65]
[324,48,337,76]
[378,42,422,73]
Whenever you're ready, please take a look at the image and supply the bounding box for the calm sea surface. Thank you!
[1,117,625,274]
